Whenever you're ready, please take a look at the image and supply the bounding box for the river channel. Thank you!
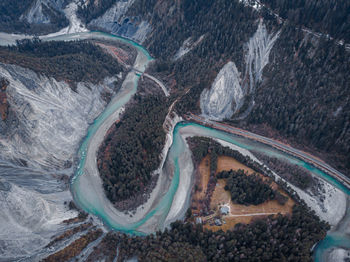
[1,30,348,261]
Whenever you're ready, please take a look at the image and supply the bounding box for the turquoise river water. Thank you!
[56,32,349,261]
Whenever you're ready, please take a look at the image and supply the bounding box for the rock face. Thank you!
[173,35,205,61]
[0,63,118,170]
[88,0,151,43]
[245,21,280,94]
[200,21,280,121]
[20,0,66,24]
[0,183,76,260]
[0,63,121,260]
[200,62,243,120]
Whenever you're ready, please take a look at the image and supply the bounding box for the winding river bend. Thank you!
[0,31,348,261]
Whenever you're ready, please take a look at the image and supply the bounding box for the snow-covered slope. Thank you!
[200,62,243,120]
[200,21,279,120]
[88,0,151,43]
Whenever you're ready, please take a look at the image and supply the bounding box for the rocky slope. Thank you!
[0,61,122,260]
[200,21,279,120]
[87,0,151,43]
[200,62,243,120]
[0,0,69,34]
[117,0,350,176]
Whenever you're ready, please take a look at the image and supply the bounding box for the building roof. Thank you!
[220,206,229,215]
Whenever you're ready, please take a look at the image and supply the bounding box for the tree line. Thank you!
[85,203,329,262]
[261,0,350,41]
[253,151,315,190]
[217,169,276,206]
[128,0,350,177]
[0,38,123,89]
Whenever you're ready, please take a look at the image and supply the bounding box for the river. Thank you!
[0,30,348,261]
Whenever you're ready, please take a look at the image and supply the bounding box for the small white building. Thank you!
[220,206,229,215]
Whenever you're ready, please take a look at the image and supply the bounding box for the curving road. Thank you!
[133,68,169,97]
[187,113,350,189]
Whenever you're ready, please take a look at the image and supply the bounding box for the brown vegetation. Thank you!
[192,155,294,232]
[46,222,93,248]
[86,232,120,262]
[42,229,103,262]
[0,78,9,121]
[62,211,88,224]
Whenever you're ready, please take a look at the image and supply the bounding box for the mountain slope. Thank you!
[0,0,69,34]
[118,0,350,175]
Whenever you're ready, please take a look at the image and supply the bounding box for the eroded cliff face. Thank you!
[200,62,243,120]
[20,0,66,24]
[0,63,117,169]
[0,63,121,260]
[0,183,76,260]
[88,0,151,43]
[245,21,280,95]
[200,21,279,120]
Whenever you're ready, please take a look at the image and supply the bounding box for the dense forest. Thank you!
[129,0,260,111]
[84,203,329,262]
[0,0,68,34]
[253,151,315,190]
[246,23,350,176]
[217,169,276,206]
[188,136,268,177]
[0,38,123,88]
[127,0,350,176]
[97,95,169,208]
[261,0,350,42]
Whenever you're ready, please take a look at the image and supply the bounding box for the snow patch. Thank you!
[20,0,51,24]
[62,1,88,34]
[43,0,88,37]
[238,0,262,11]
[20,0,66,25]
[296,179,347,226]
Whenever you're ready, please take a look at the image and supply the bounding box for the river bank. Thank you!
[1,29,349,260]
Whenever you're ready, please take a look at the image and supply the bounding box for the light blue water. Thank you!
[64,32,349,260]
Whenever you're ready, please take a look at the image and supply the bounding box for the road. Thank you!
[133,69,169,97]
[95,42,169,97]
[186,114,350,189]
